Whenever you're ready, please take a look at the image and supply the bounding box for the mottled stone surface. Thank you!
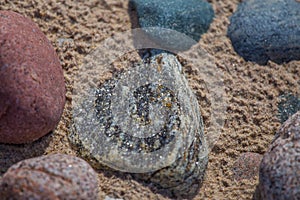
[0,11,66,144]
[0,154,99,200]
[258,111,300,200]
[232,152,262,181]
[130,0,214,50]
[70,53,208,198]
[228,0,300,65]
[278,93,300,123]
[105,196,124,200]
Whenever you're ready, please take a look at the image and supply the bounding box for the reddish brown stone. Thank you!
[232,152,262,181]
[0,154,99,200]
[0,11,65,144]
[258,111,300,200]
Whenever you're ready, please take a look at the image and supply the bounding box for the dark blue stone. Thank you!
[130,0,214,51]
[228,0,300,65]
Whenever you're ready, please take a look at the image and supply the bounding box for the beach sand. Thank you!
[0,0,299,199]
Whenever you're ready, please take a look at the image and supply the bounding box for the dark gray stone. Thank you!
[278,93,300,123]
[130,0,214,51]
[70,53,208,198]
[228,0,300,65]
[258,111,300,200]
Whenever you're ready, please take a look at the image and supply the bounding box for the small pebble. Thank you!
[0,11,65,144]
[130,0,214,50]
[0,154,99,200]
[228,0,300,65]
[232,152,262,181]
[258,111,300,200]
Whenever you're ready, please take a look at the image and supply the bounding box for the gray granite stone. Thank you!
[70,52,208,198]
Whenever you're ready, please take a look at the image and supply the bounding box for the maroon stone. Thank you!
[0,154,99,200]
[0,11,65,144]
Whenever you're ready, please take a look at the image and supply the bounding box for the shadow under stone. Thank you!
[0,132,52,175]
[252,185,262,200]
[92,165,202,200]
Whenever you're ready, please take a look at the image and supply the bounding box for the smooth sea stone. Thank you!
[0,154,99,200]
[0,11,66,144]
[130,0,214,51]
[258,111,300,200]
[70,53,208,198]
[228,0,300,65]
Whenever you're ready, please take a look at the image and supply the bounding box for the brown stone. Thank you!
[258,111,300,200]
[0,11,65,144]
[0,154,99,200]
[232,152,262,181]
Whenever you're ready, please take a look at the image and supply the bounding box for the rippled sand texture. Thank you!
[0,0,299,199]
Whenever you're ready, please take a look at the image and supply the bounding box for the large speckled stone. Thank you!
[258,111,300,200]
[130,0,214,50]
[0,154,99,200]
[0,11,65,144]
[70,52,208,198]
[228,0,300,65]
